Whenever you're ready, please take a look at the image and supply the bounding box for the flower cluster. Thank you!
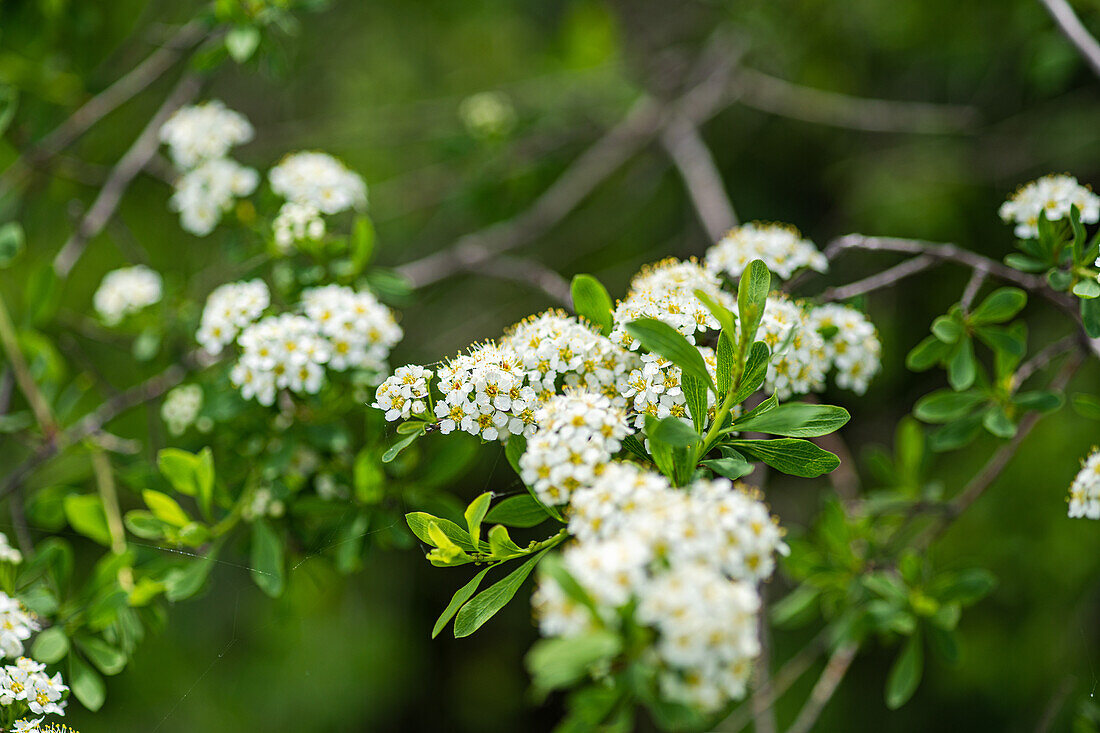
[431,342,537,440]
[13,720,79,732]
[160,101,258,236]
[0,594,37,660]
[169,157,259,236]
[269,151,367,214]
[706,222,828,281]
[1068,448,1100,519]
[610,258,734,349]
[196,279,271,355]
[299,285,402,372]
[158,100,253,169]
[374,365,434,422]
[273,202,325,251]
[999,174,1100,239]
[534,463,786,711]
[92,265,162,326]
[458,91,517,138]
[621,349,719,431]
[758,295,828,399]
[160,384,203,436]
[808,303,882,394]
[518,391,630,506]
[0,533,21,565]
[0,657,68,719]
[231,314,331,406]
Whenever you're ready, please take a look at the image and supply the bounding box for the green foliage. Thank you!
[571,274,615,335]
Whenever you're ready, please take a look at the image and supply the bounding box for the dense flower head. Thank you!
[158,100,253,170]
[273,201,325,251]
[0,596,38,660]
[535,463,786,711]
[758,294,828,399]
[706,222,828,281]
[170,157,259,236]
[92,265,162,326]
[196,279,270,355]
[231,314,332,406]
[269,151,367,214]
[0,657,68,718]
[610,258,735,349]
[808,303,883,394]
[160,384,203,436]
[13,720,80,732]
[1068,448,1100,519]
[518,391,631,505]
[621,349,719,433]
[373,365,434,422]
[999,174,1100,239]
[431,341,534,440]
[300,284,402,372]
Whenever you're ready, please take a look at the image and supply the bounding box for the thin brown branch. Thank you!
[0,287,57,437]
[784,642,859,733]
[1,21,207,191]
[737,68,979,134]
[476,256,573,307]
[960,267,988,311]
[660,114,738,240]
[1038,0,1100,81]
[53,73,203,278]
[1015,333,1080,385]
[720,630,828,732]
[817,254,938,302]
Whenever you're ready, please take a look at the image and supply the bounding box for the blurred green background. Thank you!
[3,0,1100,730]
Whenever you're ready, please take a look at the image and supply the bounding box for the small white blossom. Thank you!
[1068,448,1100,519]
[158,100,253,170]
[196,279,270,355]
[999,174,1100,239]
[0,533,21,565]
[758,295,827,399]
[273,202,325,251]
[300,284,402,372]
[458,91,517,138]
[170,157,259,236]
[808,303,882,394]
[0,597,38,660]
[269,151,367,214]
[231,314,332,406]
[92,265,162,326]
[706,222,827,281]
[160,385,203,436]
[373,365,434,421]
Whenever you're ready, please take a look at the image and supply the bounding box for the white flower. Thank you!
[373,365,433,421]
[158,100,253,170]
[196,279,270,355]
[999,174,1100,239]
[808,303,882,395]
[0,533,21,565]
[273,202,325,251]
[26,671,67,717]
[269,151,367,214]
[0,596,38,661]
[170,157,259,236]
[459,91,517,138]
[160,384,203,436]
[92,266,162,326]
[758,294,828,399]
[706,222,828,281]
[1068,448,1100,519]
[300,284,402,372]
[231,314,332,405]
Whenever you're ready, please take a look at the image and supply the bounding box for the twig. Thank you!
[89,447,134,590]
[736,68,979,134]
[817,254,938,302]
[784,642,860,733]
[53,73,202,278]
[476,256,573,306]
[720,630,828,731]
[1038,0,1100,80]
[960,267,988,311]
[1035,675,1076,733]
[0,289,57,437]
[1,21,206,191]
[1015,333,1080,385]
[660,114,738,240]
[751,585,777,733]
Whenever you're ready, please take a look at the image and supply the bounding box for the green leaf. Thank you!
[1073,279,1100,299]
[982,405,1016,438]
[250,519,285,598]
[1003,253,1046,272]
[63,495,112,547]
[31,626,69,664]
[730,341,770,404]
[157,448,200,496]
[700,456,753,481]
[647,415,701,447]
[927,413,984,452]
[526,631,622,691]
[1071,393,1100,420]
[124,511,168,541]
[484,495,551,528]
[770,585,819,628]
[625,318,715,392]
[382,428,423,463]
[571,274,614,335]
[70,654,106,711]
[680,372,709,433]
[947,338,976,391]
[716,330,736,396]
[351,215,376,273]
[930,568,996,605]
[487,525,526,559]
[0,222,25,268]
[1013,390,1063,413]
[974,325,1026,359]
[737,259,771,349]
[885,633,923,709]
[464,492,492,547]
[1082,296,1100,338]
[406,512,477,552]
[194,447,215,519]
[353,448,385,503]
[163,541,221,602]
[727,438,840,478]
[453,549,549,637]
[931,315,963,343]
[433,566,491,639]
[913,390,987,423]
[142,490,190,527]
[0,84,17,138]
[731,403,850,437]
[969,287,1026,325]
[76,636,127,676]
[693,288,737,335]
[621,434,651,463]
[906,335,950,372]
[225,25,261,62]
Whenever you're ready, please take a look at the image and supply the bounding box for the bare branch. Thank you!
[1038,0,1100,81]
[784,642,860,733]
[52,73,202,278]
[661,114,738,240]
[960,266,988,311]
[477,255,573,307]
[737,68,979,134]
[1015,333,1080,384]
[818,254,938,301]
[720,630,828,732]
